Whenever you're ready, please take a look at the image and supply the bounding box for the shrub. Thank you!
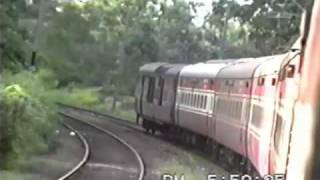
[0,69,103,169]
[0,84,58,169]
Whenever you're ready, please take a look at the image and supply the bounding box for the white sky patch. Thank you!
[187,0,253,26]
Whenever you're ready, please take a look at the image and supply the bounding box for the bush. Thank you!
[0,69,103,169]
[0,84,58,169]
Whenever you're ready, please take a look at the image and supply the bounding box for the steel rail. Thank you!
[59,111,145,180]
[57,121,90,180]
[57,103,136,126]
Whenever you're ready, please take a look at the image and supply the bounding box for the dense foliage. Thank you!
[37,0,304,95]
[0,84,57,169]
[0,0,306,169]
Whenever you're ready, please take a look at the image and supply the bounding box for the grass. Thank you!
[0,171,41,180]
[156,158,205,180]
[155,146,229,180]
[93,96,136,123]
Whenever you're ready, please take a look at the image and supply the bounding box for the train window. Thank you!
[231,101,235,116]
[185,93,188,105]
[230,101,235,118]
[147,77,155,103]
[238,102,241,117]
[217,99,221,113]
[188,93,192,106]
[162,79,172,104]
[180,92,184,105]
[191,94,195,107]
[210,95,215,110]
[221,99,226,114]
[185,93,189,105]
[286,65,295,78]
[234,101,238,118]
[279,69,286,81]
[235,101,239,118]
[230,80,234,86]
[246,81,249,88]
[195,94,198,108]
[135,76,142,98]
[258,78,265,86]
[274,114,284,154]
[194,94,198,108]
[217,97,222,114]
[239,102,243,117]
[200,95,204,109]
[181,92,185,105]
[158,78,165,106]
[182,92,185,105]
[272,78,277,86]
[222,99,226,114]
[203,96,207,110]
[181,93,184,105]
[252,105,263,128]
[158,77,164,87]
[201,96,207,109]
[210,80,214,90]
[143,77,149,98]
[229,101,233,117]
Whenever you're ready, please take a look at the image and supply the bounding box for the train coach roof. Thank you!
[139,62,168,75]
[164,64,186,77]
[217,56,276,79]
[254,54,288,77]
[206,59,235,64]
[180,63,229,79]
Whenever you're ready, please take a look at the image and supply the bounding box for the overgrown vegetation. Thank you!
[0,84,57,169]
[0,0,306,171]
[0,70,104,169]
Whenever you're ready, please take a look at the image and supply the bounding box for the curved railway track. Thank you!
[58,112,145,180]
[58,123,90,180]
[58,103,230,180]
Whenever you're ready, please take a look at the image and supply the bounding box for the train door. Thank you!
[208,79,216,140]
[153,75,172,123]
[175,76,182,126]
[241,78,252,158]
[269,52,301,175]
[154,77,164,106]
[142,75,156,120]
[134,75,144,120]
[203,78,214,138]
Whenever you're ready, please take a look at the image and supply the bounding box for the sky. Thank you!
[61,0,252,26]
[189,0,253,26]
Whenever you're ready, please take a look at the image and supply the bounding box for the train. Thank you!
[133,35,306,178]
[133,1,320,179]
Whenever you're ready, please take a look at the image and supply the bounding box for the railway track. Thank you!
[58,104,230,180]
[58,111,145,180]
[58,123,90,180]
[57,103,140,130]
